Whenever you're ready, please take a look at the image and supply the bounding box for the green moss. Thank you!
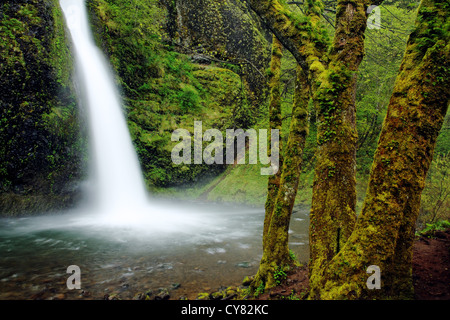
[85,0,256,188]
[0,0,85,215]
[196,292,211,300]
[171,0,271,109]
[48,1,72,85]
[309,0,449,299]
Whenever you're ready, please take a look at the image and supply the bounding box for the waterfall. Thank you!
[59,0,149,219]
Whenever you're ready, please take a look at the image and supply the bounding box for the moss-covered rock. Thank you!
[0,0,86,215]
[86,0,258,189]
[169,0,272,113]
[195,292,211,300]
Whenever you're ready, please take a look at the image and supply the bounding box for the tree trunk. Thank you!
[247,2,378,281]
[309,0,449,299]
[247,0,334,74]
[252,65,310,291]
[263,36,284,250]
[308,0,370,292]
[246,0,390,294]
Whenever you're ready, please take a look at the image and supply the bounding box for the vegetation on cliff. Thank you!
[87,0,266,189]
[0,0,85,215]
[0,0,448,302]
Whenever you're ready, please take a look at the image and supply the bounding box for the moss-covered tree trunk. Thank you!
[309,0,449,299]
[308,0,373,292]
[263,36,284,250]
[248,0,380,291]
[252,65,310,291]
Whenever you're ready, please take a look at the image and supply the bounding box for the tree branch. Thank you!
[172,42,267,79]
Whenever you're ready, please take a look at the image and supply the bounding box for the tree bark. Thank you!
[246,0,384,69]
[247,0,402,295]
[253,65,310,291]
[308,0,371,292]
[309,0,449,299]
[246,2,378,281]
[263,36,284,251]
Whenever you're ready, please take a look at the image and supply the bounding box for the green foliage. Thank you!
[87,0,255,188]
[354,2,449,223]
[254,281,265,297]
[416,220,450,238]
[3,0,444,219]
[177,84,202,114]
[273,266,288,285]
[356,4,417,173]
[418,152,450,227]
[285,290,300,300]
[414,0,449,54]
[383,0,421,11]
[435,114,450,155]
[0,2,86,216]
[289,249,298,262]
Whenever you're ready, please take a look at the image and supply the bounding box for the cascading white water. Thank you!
[57,0,245,235]
[60,0,149,219]
[58,0,221,233]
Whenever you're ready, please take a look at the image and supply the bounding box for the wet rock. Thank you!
[132,293,145,300]
[242,276,253,286]
[80,290,91,298]
[132,290,154,300]
[145,290,153,300]
[236,262,251,268]
[155,288,170,300]
[156,263,173,270]
[171,283,181,290]
[210,291,224,300]
[173,0,272,107]
[196,292,210,300]
[225,286,238,297]
[191,54,211,64]
[105,293,120,300]
[30,288,48,300]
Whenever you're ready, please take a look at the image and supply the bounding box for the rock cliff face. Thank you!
[168,0,272,111]
[0,0,274,215]
[86,0,272,189]
[0,0,85,215]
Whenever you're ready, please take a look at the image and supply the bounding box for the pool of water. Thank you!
[0,200,309,300]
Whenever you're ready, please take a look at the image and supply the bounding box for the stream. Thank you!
[0,201,309,300]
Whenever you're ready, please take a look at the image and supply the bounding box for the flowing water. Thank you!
[0,0,310,299]
[59,0,149,218]
[0,203,309,300]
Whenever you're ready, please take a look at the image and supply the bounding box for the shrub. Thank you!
[418,152,450,229]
